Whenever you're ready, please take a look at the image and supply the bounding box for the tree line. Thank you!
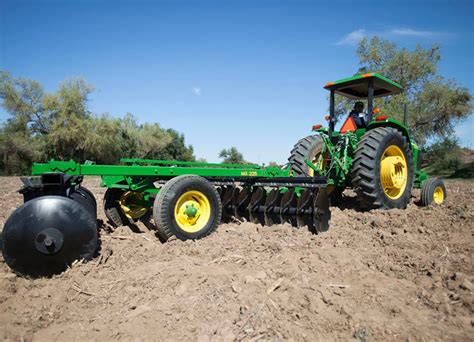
[0,73,195,174]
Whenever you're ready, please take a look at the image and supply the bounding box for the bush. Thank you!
[423,137,462,174]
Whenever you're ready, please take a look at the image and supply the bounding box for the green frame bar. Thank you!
[32,160,291,178]
[120,158,262,169]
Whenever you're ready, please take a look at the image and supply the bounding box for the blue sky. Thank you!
[1,0,473,163]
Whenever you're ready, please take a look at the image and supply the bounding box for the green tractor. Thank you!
[289,73,446,208]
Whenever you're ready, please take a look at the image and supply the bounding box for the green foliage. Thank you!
[157,129,195,161]
[44,79,94,161]
[422,136,474,179]
[353,327,371,342]
[335,37,473,145]
[219,147,246,164]
[0,72,195,175]
[0,123,43,174]
[422,137,463,175]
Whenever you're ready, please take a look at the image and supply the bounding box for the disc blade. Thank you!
[296,189,314,229]
[313,188,331,232]
[264,189,282,226]
[235,187,252,222]
[221,186,238,223]
[280,189,297,226]
[249,188,266,225]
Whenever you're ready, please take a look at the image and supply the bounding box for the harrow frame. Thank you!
[31,158,327,197]
[29,158,330,230]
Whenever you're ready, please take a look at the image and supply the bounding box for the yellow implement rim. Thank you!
[174,190,211,233]
[433,186,444,204]
[118,191,149,219]
[380,145,408,200]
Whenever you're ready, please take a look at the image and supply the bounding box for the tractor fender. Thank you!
[367,118,411,142]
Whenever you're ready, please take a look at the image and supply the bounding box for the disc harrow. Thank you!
[2,159,331,277]
[216,184,330,233]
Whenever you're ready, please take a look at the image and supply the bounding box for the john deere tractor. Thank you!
[289,73,446,208]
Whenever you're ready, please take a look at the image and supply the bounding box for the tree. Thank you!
[43,78,95,161]
[0,71,48,174]
[0,71,46,134]
[82,114,126,164]
[0,122,43,175]
[335,37,472,145]
[0,71,197,174]
[157,129,195,161]
[422,136,462,172]
[219,147,246,164]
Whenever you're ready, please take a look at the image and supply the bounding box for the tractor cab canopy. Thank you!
[323,73,403,136]
[324,73,403,99]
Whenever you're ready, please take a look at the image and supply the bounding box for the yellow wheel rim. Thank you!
[309,150,327,177]
[174,191,211,233]
[433,186,444,204]
[380,145,408,200]
[118,191,149,219]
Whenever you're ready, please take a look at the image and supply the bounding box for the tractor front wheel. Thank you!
[351,127,414,209]
[420,178,447,206]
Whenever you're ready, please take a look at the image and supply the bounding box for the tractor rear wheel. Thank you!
[153,175,222,241]
[351,127,414,209]
[420,178,446,206]
[288,135,344,206]
[288,135,324,177]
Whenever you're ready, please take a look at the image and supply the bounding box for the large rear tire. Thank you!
[288,135,324,177]
[153,175,222,241]
[351,127,414,209]
[288,135,344,206]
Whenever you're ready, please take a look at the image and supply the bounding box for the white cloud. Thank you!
[335,27,450,46]
[192,87,201,96]
[335,29,366,46]
[387,28,437,37]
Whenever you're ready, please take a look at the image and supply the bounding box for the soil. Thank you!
[0,177,473,341]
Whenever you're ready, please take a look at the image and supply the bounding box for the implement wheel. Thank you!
[153,175,222,241]
[351,127,414,209]
[420,178,446,206]
[104,188,151,227]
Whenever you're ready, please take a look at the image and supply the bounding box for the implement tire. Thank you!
[104,188,129,227]
[153,175,222,241]
[351,127,414,209]
[104,188,151,227]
